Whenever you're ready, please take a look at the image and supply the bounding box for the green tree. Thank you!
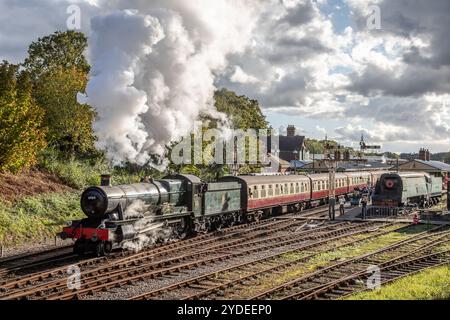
[23,30,90,80]
[214,88,269,130]
[0,61,47,173]
[23,31,95,157]
[34,67,95,156]
[170,89,270,180]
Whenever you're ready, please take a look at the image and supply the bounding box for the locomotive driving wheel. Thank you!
[174,217,191,239]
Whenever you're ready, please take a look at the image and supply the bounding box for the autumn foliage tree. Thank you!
[33,67,95,156]
[0,61,47,173]
[23,31,95,157]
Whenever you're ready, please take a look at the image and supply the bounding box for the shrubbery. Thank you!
[0,192,82,245]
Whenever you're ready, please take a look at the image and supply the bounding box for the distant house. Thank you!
[395,159,450,178]
[278,125,308,162]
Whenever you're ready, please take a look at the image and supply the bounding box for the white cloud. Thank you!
[0,0,449,153]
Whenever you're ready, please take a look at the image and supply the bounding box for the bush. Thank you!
[0,192,82,245]
[38,149,154,189]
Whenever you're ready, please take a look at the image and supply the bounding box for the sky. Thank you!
[1,0,449,156]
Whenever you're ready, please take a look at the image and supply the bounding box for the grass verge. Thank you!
[232,224,436,298]
[0,192,83,246]
[346,265,450,300]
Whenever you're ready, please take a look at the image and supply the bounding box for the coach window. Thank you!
[290,183,294,194]
[268,184,274,197]
[295,183,299,193]
[253,186,259,199]
[284,183,289,194]
[261,185,266,198]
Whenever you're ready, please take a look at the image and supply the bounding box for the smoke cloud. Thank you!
[80,1,261,166]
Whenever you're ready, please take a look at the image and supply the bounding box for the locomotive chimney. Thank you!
[100,174,112,186]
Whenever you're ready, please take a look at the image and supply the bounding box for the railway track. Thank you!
[130,222,406,300]
[1,218,377,300]
[2,206,440,301]
[249,226,449,300]
[0,245,76,277]
[0,216,295,282]
[339,251,449,299]
[131,222,446,300]
[0,207,329,281]
[0,214,311,293]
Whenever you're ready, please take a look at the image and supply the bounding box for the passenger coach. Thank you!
[221,171,385,219]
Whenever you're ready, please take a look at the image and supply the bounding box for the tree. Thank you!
[33,67,95,156]
[23,30,90,80]
[23,31,95,157]
[169,89,270,180]
[0,61,47,173]
[214,88,269,130]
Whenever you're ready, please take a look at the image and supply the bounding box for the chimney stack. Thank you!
[419,148,426,161]
[426,149,431,161]
[100,174,112,186]
[343,150,350,161]
[287,125,296,137]
[334,150,341,161]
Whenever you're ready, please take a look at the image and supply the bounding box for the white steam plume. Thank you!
[80,2,261,166]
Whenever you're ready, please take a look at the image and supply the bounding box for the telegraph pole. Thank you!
[327,160,336,220]
[323,141,337,220]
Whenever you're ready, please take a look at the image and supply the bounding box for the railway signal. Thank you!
[359,134,381,153]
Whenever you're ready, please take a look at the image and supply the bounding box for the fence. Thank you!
[365,206,407,218]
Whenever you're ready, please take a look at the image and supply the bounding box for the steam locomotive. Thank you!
[60,171,388,256]
[371,172,443,207]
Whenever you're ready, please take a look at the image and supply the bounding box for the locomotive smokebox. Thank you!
[101,174,112,186]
